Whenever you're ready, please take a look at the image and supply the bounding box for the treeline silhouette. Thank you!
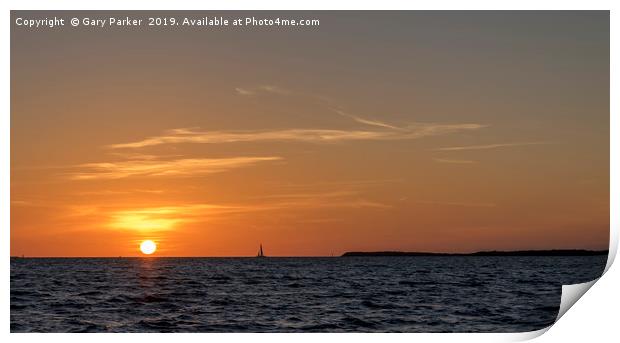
[341,250,608,257]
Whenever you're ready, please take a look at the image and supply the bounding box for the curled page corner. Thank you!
[508,326,551,341]
[512,278,600,341]
[554,240,616,321]
[519,249,615,340]
[556,279,598,321]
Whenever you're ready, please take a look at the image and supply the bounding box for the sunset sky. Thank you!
[11,11,609,256]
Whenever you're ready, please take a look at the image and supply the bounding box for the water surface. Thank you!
[10,256,607,332]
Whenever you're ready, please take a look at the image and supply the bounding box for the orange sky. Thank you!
[11,11,609,256]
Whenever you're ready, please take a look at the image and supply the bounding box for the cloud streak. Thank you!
[69,156,282,180]
[235,85,458,132]
[434,142,549,151]
[433,158,476,164]
[106,194,390,232]
[330,108,402,130]
[416,200,497,208]
[107,204,247,232]
[107,85,487,152]
[235,85,293,96]
[109,124,485,149]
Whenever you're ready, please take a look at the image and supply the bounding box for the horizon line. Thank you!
[10,248,610,259]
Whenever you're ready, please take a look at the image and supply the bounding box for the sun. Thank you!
[140,240,157,255]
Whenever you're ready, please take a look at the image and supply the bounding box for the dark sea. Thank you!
[10,256,607,333]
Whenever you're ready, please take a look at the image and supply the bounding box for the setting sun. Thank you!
[140,240,157,255]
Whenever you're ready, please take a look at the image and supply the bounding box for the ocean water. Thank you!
[10,256,607,332]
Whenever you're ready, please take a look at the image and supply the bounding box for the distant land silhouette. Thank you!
[341,249,609,257]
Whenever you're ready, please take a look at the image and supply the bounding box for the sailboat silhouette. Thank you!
[256,244,266,258]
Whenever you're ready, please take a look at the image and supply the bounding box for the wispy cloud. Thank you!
[235,88,256,96]
[106,195,389,232]
[109,124,485,149]
[69,156,282,180]
[253,190,358,200]
[235,85,292,96]
[434,142,549,151]
[247,189,392,210]
[416,200,497,208]
[253,191,390,209]
[235,85,453,132]
[107,204,247,232]
[330,108,402,130]
[236,85,491,139]
[270,178,402,189]
[75,189,165,196]
[237,84,338,107]
[433,158,476,164]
